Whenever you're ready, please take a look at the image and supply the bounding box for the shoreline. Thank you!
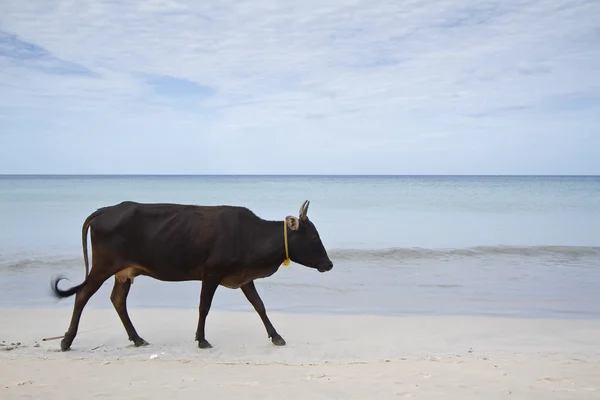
[3,249,600,321]
[2,301,600,321]
[1,308,599,398]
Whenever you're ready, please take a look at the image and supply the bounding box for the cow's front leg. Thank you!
[195,279,219,349]
[241,280,286,346]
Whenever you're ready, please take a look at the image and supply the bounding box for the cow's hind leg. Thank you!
[110,277,148,347]
[60,269,113,351]
[241,281,286,346]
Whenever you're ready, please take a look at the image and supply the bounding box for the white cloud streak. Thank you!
[0,0,599,174]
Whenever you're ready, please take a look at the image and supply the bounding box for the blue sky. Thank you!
[0,0,599,175]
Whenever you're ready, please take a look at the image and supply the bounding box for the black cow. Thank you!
[51,200,333,351]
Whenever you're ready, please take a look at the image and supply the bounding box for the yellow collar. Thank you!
[282,220,291,266]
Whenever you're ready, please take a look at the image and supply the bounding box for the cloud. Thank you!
[0,30,98,77]
[0,0,599,174]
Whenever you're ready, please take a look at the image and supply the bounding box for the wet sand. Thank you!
[1,308,599,399]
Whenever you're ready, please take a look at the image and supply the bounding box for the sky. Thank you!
[0,0,599,175]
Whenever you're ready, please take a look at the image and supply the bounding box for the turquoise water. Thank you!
[1,175,599,318]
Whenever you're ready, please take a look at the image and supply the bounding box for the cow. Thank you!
[50,199,333,351]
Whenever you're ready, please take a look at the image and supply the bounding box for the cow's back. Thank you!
[89,201,234,276]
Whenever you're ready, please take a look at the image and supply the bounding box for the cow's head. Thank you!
[285,200,333,272]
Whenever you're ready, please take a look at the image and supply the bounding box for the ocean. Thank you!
[0,175,599,319]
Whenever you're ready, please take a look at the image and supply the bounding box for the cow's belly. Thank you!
[220,266,279,289]
[220,272,251,289]
[114,264,196,283]
[115,265,152,284]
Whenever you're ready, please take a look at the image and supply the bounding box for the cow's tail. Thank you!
[51,207,106,299]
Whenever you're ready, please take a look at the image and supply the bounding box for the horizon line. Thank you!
[1,173,599,178]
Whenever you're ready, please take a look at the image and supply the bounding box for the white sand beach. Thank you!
[0,307,599,399]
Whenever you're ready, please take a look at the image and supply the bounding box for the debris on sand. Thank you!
[0,342,25,351]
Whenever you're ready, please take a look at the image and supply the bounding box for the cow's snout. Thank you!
[318,261,333,273]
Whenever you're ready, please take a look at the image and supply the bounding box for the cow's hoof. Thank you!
[60,338,72,352]
[197,339,212,349]
[133,337,149,347]
[271,335,286,346]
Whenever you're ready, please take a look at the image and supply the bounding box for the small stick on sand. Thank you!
[42,325,112,342]
[42,335,65,341]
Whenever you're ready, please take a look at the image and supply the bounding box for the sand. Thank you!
[1,307,599,399]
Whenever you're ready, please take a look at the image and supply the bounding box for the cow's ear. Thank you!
[285,216,300,231]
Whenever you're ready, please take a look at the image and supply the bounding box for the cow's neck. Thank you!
[249,219,288,267]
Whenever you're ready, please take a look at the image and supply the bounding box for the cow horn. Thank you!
[299,200,310,220]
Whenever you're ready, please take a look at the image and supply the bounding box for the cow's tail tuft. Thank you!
[50,207,106,299]
[50,276,87,298]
